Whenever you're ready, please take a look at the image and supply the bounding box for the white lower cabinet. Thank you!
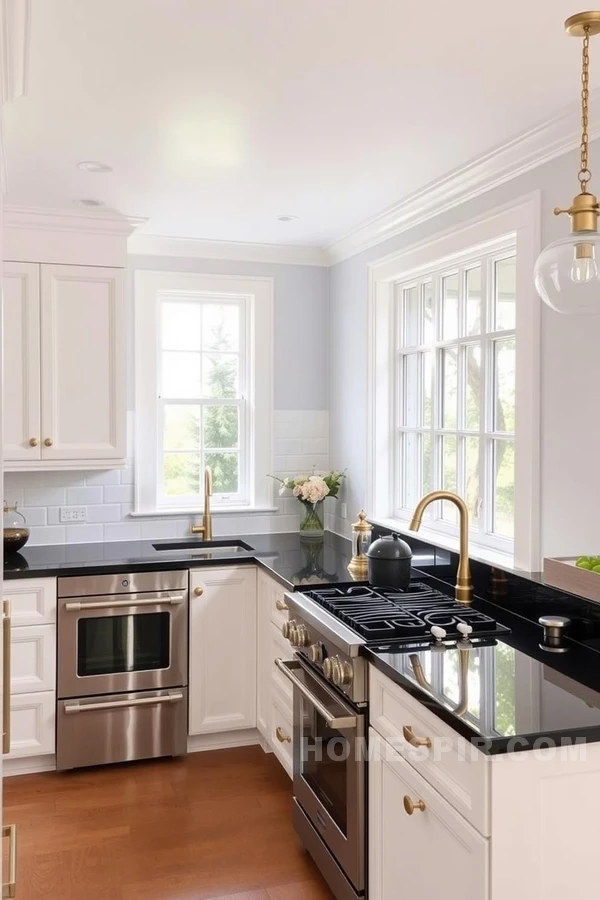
[369,728,489,900]
[8,691,55,758]
[189,566,257,734]
[10,624,56,694]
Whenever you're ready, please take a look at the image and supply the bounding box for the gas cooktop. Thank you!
[303,582,511,644]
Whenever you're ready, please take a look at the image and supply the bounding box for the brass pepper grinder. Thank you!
[347,510,372,580]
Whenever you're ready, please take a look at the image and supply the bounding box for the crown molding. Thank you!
[128,232,328,267]
[3,205,147,237]
[0,0,30,103]
[325,91,600,265]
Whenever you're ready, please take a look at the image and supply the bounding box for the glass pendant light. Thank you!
[535,12,600,314]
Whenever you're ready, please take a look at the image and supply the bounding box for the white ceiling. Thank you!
[3,0,594,247]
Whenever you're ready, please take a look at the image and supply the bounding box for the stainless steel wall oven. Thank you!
[57,570,188,770]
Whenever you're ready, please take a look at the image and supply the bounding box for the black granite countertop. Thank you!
[3,530,356,592]
[366,579,600,753]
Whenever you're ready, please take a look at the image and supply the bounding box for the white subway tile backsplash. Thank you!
[86,504,122,524]
[104,484,135,504]
[66,486,103,505]
[8,410,328,544]
[66,524,104,543]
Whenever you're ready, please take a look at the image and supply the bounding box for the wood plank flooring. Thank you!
[3,746,334,900]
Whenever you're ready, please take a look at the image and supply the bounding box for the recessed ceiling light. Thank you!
[277,215,299,222]
[77,161,112,173]
[74,198,105,208]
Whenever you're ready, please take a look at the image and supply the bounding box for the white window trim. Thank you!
[367,192,541,571]
[134,270,274,515]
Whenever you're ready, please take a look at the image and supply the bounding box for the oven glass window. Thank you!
[300,696,349,834]
[77,613,170,676]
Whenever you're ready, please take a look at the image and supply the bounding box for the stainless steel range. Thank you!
[276,582,510,900]
[56,570,188,770]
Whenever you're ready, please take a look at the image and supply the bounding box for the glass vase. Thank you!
[299,500,325,535]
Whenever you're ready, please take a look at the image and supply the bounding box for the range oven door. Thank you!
[58,590,188,699]
[278,656,365,893]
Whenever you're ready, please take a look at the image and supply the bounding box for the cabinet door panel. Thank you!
[4,577,57,627]
[7,691,55,758]
[189,567,257,734]
[369,729,489,900]
[2,262,41,460]
[10,625,56,694]
[40,264,125,460]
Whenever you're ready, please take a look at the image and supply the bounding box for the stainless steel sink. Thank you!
[152,539,253,555]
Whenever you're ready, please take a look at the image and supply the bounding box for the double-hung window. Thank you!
[135,271,273,514]
[368,196,541,569]
[397,246,516,554]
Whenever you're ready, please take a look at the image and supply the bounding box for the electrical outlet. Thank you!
[60,506,86,523]
[340,502,348,519]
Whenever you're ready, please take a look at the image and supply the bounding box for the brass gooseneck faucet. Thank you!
[408,490,473,605]
[191,465,213,540]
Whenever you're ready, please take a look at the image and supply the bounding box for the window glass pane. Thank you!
[203,405,239,450]
[403,433,420,509]
[162,302,201,351]
[466,266,482,336]
[403,287,420,346]
[422,282,434,345]
[163,452,200,496]
[441,273,459,340]
[493,338,516,433]
[465,344,481,430]
[422,433,432,496]
[494,258,516,331]
[202,304,240,352]
[441,435,458,522]
[402,354,421,427]
[162,351,202,399]
[441,348,457,429]
[205,451,239,494]
[163,405,200,451]
[493,439,515,538]
[202,354,239,398]
[422,351,432,428]
[465,436,481,527]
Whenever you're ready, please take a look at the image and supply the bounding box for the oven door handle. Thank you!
[274,658,358,730]
[64,594,185,611]
[63,691,184,714]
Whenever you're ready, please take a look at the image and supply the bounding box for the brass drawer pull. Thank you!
[275,599,288,611]
[276,726,291,744]
[28,437,39,447]
[3,600,11,755]
[44,438,53,447]
[2,823,17,897]
[194,586,204,596]
[403,725,432,749]
[404,796,426,815]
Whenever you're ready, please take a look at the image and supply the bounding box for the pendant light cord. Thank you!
[580,24,592,192]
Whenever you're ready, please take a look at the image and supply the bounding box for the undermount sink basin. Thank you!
[152,539,253,554]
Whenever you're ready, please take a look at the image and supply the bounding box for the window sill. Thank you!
[369,516,523,576]
[129,506,279,518]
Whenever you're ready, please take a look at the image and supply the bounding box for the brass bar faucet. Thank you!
[408,490,473,605]
[191,465,213,540]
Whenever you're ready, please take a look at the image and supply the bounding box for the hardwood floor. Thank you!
[3,746,334,900]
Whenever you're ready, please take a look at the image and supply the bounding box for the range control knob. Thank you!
[294,624,310,648]
[322,657,335,681]
[282,619,296,641]
[335,660,354,686]
[308,642,324,664]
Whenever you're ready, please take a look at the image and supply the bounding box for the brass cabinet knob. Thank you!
[403,725,432,749]
[275,599,288,611]
[194,586,204,597]
[403,795,426,815]
[44,438,53,447]
[29,437,39,447]
[275,726,291,744]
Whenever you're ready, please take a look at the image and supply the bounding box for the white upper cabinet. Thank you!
[3,262,41,460]
[2,262,126,468]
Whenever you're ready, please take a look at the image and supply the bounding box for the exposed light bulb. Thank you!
[570,243,598,284]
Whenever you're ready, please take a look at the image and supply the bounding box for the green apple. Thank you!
[576,558,593,569]
[592,565,600,574]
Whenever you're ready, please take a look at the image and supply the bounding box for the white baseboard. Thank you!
[4,754,56,777]
[187,728,261,753]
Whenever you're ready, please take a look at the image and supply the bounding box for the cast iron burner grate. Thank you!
[305,583,510,642]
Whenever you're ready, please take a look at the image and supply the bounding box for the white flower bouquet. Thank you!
[271,469,345,534]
